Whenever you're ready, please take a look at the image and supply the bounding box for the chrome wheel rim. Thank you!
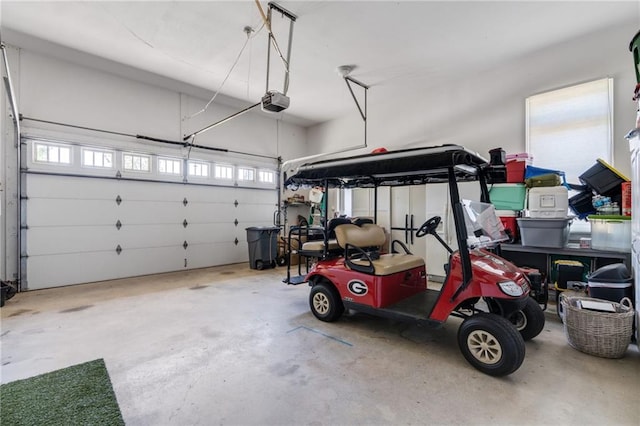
[313,292,330,315]
[467,330,502,365]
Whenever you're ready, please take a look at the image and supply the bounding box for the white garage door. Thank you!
[22,139,278,290]
[24,174,276,289]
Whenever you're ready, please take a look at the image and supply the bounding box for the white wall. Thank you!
[307,21,638,178]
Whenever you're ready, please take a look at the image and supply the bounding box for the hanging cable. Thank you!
[189,22,264,119]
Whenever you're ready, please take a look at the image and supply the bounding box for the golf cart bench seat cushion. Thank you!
[334,223,386,249]
[350,253,425,276]
[335,223,425,275]
[301,239,340,251]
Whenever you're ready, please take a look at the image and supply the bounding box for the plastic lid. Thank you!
[495,210,518,217]
[587,263,632,283]
[587,215,631,220]
[595,158,630,181]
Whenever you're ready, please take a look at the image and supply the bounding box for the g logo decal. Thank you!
[347,280,368,296]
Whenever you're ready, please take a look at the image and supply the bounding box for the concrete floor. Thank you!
[1,264,639,425]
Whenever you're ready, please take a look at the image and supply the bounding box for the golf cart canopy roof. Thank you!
[284,144,490,189]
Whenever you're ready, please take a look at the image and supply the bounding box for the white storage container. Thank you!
[588,215,631,252]
[528,186,568,218]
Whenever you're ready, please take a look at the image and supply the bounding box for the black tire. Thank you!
[508,297,546,341]
[255,260,265,270]
[276,255,288,267]
[458,313,525,377]
[309,282,344,322]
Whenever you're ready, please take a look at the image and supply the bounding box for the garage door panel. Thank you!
[26,174,121,198]
[26,226,119,255]
[186,242,248,269]
[118,201,186,224]
[184,204,237,223]
[183,185,237,202]
[117,181,184,201]
[115,224,184,248]
[25,246,185,290]
[234,190,276,204]
[185,224,239,243]
[26,199,117,226]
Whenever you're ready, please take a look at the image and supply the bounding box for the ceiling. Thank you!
[1,1,639,127]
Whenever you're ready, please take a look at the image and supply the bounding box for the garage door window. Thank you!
[188,161,209,177]
[214,164,233,180]
[258,169,275,184]
[158,157,182,175]
[238,167,255,182]
[82,148,113,169]
[34,142,71,165]
[123,153,151,172]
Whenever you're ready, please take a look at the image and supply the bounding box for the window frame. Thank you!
[187,160,210,178]
[257,169,276,184]
[157,157,183,176]
[122,152,152,173]
[237,166,256,182]
[213,163,234,180]
[33,141,73,166]
[81,147,114,169]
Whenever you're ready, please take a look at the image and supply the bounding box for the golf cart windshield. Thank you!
[462,200,509,249]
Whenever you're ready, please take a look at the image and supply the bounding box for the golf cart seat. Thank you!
[299,217,352,254]
[335,224,425,276]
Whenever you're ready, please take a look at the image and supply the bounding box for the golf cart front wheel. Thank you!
[309,282,344,322]
[508,297,546,341]
[458,313,525,377]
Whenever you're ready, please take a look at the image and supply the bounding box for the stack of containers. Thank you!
[489,153,532,243]
[518,165,572,248]
[579,159,632,252]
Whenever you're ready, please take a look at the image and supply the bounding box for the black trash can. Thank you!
[587,263,634,304]
[246,226,280,270]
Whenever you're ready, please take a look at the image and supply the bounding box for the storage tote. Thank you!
[489,183,526,210]
[528,186,568,218]
[587,263,634,303]
[588,215,631,251]
[579,159,630,196]
[517,217,571,248]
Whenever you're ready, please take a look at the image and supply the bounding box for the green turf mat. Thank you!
[0,358,124,425]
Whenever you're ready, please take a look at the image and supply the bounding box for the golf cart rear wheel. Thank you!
[458,313,525,377]
[309,282,344,322]
[508,297,546,341]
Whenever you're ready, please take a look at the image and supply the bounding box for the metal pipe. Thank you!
[283,18,294,95]
[344,78,367,122]
[21,115,277,160]
[183,102,261,141]
[1,42,22,288]
[344,75,368,147]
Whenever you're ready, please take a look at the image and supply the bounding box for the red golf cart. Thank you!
[283,144,545,376]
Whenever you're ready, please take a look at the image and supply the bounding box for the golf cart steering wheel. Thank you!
[416,216,441,238]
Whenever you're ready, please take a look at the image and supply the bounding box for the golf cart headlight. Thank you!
[498,280,524,297]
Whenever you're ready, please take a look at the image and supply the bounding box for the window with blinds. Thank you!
[525,78,614,184]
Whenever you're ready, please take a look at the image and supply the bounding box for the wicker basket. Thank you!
[561,296,634,359]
